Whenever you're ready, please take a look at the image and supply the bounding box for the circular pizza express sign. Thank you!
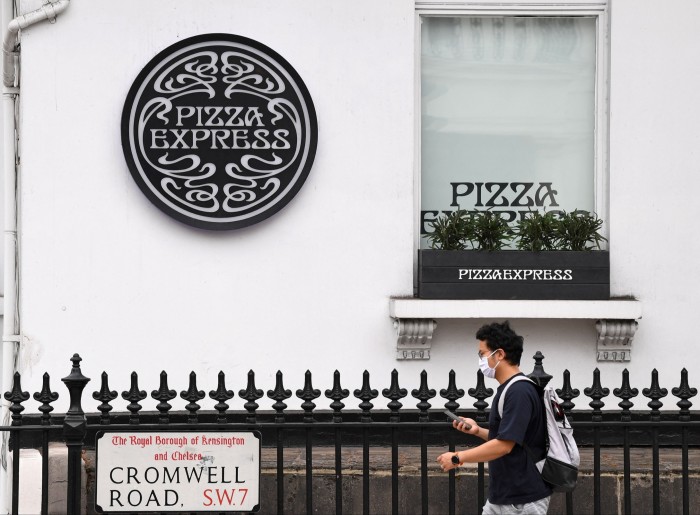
[122,34,317,230]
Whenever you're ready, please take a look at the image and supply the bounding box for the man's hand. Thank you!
[436,452,460,472]
[451,417,489,442]
[453,417,478,435]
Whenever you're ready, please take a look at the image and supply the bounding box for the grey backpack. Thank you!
[498,375,580,492]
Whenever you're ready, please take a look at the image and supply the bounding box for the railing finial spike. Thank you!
[440,369,464,413]
[643,369,668,421]
[382,369,407,422]
[613,368,638,421]
[672,368,697,421]
[354,371,378,423]
[411,370,435,422]
[325,370,349,423]
[468,370,494,423]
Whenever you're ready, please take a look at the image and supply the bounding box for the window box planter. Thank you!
[417,250,609,300]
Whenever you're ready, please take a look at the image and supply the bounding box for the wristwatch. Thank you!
[451,453,461,466]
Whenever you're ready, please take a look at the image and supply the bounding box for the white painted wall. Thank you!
[17,0,416,410]
[11,0,700,412]
[605,0,700,396]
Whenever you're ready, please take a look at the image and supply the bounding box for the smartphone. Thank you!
[444,410,472,430]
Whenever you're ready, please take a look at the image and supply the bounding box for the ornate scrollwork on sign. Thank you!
[122,34,317,230]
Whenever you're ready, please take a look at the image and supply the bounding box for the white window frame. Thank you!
[414,0,610,269]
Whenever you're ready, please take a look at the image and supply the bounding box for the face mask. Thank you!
[478,349,501,379]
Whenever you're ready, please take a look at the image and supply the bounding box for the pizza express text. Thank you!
[149,106,291,150]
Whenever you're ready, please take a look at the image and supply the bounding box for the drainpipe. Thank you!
[3,1,69,87]
[1,1,70,511]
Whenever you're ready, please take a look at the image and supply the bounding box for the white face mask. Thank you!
[478,349,501,379]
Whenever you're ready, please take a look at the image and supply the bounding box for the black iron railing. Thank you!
[1,352,698,515]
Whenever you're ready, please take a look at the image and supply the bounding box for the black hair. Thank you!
[475,321,524,366]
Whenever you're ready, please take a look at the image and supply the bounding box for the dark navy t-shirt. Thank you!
[487,373,552,505]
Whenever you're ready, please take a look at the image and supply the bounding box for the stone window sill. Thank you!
[389,298,642,362]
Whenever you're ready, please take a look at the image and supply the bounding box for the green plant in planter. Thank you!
[427,208,606,251]
[428,210,513,250]
[426,210,472,250]
[471,210,513,251]
[514,210,560,251]
[555,210,607,250]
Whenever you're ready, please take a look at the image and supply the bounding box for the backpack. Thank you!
[498,375,580,493]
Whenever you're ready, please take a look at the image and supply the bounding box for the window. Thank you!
[417,3,608,249]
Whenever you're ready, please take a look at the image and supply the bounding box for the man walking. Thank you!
[436,321,552,514]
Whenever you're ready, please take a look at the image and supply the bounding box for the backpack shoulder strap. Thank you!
[497,374,535,417]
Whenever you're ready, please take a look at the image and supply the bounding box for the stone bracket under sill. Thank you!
[390,298,642,362]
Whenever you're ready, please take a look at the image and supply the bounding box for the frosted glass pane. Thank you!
[421,17,596,246]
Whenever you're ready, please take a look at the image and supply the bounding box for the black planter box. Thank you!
[418,250,610,300]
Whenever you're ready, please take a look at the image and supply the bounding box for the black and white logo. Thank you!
[122,34,317,230]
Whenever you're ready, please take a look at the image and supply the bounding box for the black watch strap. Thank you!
[451,453,460,465]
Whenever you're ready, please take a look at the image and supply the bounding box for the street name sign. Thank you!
[95,431,260,512]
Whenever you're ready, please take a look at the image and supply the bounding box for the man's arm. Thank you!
[436,438,516,471]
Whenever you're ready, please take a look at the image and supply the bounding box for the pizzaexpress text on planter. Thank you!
[458,268,574,281]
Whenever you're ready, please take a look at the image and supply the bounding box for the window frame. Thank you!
[413,0,610,283]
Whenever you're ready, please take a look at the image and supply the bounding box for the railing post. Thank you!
[527,351,552,388]
[4,372,29,515]
[61,354,90,515]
